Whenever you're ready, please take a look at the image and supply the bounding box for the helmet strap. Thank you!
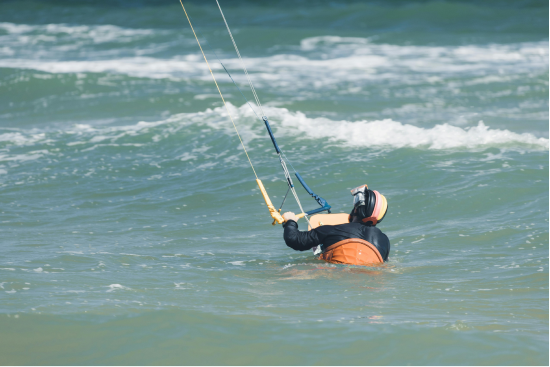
[361,216,378,225]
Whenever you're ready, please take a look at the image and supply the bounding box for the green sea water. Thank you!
[0,0,548,365]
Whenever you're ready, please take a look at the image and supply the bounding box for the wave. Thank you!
[0,22,178,60]
[0,22,547,89]
[226,104,550,150]
[0,104,547,156]
[0,22,164,43]
[0,56,204,80]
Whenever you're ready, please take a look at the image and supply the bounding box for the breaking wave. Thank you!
[221,104,550,150]
[0,104,547,156]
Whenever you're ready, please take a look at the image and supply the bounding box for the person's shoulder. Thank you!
[326,222,361,230]
[365,225,383,233]
[362,225,387,236]
[320,222,374,230]
[364,226,389,242]
[313,222,355,233]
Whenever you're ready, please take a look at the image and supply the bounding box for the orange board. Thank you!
[307,213,349,230]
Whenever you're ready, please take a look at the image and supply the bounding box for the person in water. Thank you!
[282,185,390,263]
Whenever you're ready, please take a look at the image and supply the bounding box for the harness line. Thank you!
[179,0,288,224]
[179,0,330,229]
[213,0,314,228]
[190,26,304,182]
[178,0,258,180]
[191,26,315,228]
[215,0,265,118]
[191,29,263,123]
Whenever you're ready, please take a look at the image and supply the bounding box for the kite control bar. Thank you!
[261,117,332,220]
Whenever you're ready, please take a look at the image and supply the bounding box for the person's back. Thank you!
[283,221,390,261]
[282,184,390,264]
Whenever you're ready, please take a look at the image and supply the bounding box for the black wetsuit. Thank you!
[283,220,390,261]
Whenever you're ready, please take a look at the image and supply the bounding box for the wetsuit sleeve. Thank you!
[283,220,321,251]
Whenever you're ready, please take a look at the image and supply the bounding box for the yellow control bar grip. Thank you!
[256,179,308,225]
[272,210,306,225]
[256,179,284,224]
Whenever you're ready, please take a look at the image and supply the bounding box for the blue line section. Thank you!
[295,172,331,214]
[262,117,281,154]
[192,25,331,215]
[305,204,332,216]
[295,172,314,195]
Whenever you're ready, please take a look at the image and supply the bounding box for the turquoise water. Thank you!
[0,0,548,364]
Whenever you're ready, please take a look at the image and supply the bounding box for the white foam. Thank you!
[228,261,245,266]
[1,103,547,152]
[0,132,45,145]
[300,36,373,51]
[0,152,45,162]
[207,103,549,151]
[0,56,205,80]
[119,253,147,257]
[0,25,545,92]
[106,284,131,292]
[177,152,197,161]
[0,22,35,34]
[0,22,162,44]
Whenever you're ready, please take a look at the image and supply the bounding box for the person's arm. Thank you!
[282,213,321,251]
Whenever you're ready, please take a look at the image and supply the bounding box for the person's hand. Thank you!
[282,211,297,222]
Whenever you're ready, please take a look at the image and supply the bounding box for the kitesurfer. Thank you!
[282,185,390,265]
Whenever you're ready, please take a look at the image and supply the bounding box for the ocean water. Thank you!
[0,0,548,365]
